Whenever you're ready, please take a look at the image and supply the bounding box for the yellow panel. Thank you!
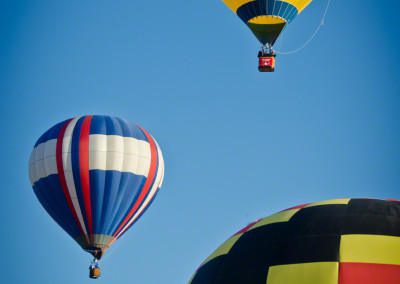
[201,234,242,266]
[248,15,286,25]
[222,0,313,15]
[266,262,339,284]
[283,0,313,13]
[222,0,254,13]
[305,198,350,208]
[249,209,300,231]
[340,235,400,265]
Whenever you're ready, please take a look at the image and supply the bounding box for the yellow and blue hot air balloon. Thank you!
[222,0,313,72]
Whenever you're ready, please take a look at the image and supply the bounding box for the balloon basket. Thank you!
[90,268,101,279]
[258,56,275,72]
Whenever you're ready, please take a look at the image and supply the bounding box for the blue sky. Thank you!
[1,0,400,283]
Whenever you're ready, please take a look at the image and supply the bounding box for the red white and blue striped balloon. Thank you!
[28,115,165,259]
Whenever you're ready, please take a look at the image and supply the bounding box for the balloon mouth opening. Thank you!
[247,22,287,46]
[74,234,115,260]
[84,246,108,260]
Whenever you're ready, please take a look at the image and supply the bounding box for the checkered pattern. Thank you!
[189,198,400,284]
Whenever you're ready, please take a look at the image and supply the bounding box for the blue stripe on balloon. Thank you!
[113,173,158,235]
[286,7,298,23]
[34,119,69,147]
[273,1,283,17]
[71,116,90,235]
[107,172,147,235]
[117,188,160,239]
[88,170,147,235]
[275,2,293,19]
[89,115,106,136]
[98,170,122,233]
[85,116,151,235]
[237,1,262,24]
[107,126,153,235]
[34,115,147,147]
[96,170,127,234]
[107,171,140,235]
[90,115,122,136]
[237,0,298,24]
[115,117,131,137]
[281,3,295,21]
[33,116,148,148]
[117,144,162,234]
[266,0,271,14]
[89,115,148,141]
[89,168,105,234]
[105,116,122,136]
[103,171,140,235]
[116,117,148,141]
[33,174,81,238]
[109,132,160,236]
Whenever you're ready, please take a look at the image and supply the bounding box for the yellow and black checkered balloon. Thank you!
[189,198,400,284]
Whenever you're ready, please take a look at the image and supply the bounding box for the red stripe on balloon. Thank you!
[79,115,94,242]
[232,219,262,237]
[56,119,87,242]
[339,262,400,284]
[112,157,164,242]
[280,203,311,212]
[111,125,158,240]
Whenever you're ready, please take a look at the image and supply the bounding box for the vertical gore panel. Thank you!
[71,116,90,236]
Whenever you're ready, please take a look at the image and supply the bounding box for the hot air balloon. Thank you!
[189,198,400,284]
[28,115,165,279]
[222,0,313,72]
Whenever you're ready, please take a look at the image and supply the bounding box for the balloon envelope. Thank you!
[222,0,313,45]
[29,115,164,259]
[189,198,400,284]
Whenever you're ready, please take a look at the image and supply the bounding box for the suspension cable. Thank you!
[276,0,331,55]
[98,234,128,263]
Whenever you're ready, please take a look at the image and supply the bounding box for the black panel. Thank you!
[214,266,268,284]
[342,214,400,236]
[210,221,341,282]
[287,205,347,237]
[191,255,226,284]
[271,235,341,265]
[214,223,287,283]
[342,199,400,236]
[346,199,400,216]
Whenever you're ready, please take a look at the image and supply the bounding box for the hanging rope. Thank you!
[276,0,331,55]
[99,234,128,263]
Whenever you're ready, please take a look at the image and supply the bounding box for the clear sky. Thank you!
[1,0,400,283]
